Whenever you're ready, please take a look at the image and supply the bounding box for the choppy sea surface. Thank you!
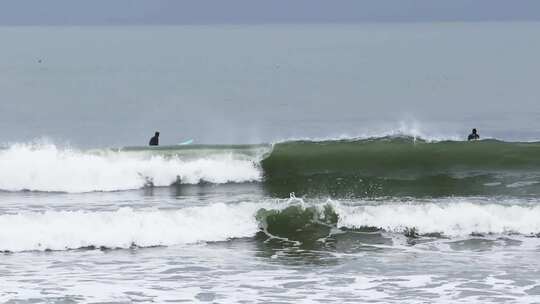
[2,23,540,303]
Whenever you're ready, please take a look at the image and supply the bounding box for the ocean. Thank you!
[1,22,540,303]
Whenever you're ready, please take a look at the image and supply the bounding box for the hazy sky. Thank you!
[1,0,540,25]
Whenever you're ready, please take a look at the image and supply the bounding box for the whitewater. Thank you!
[0,143,263,192]
[3,198,540,253]
[2,136,540,195]
[2,22,540,303]
[3,136,540,303]
[3,186,540,303]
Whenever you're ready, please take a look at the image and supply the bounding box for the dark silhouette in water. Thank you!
[468,128,480,141]
[149,132,160,146]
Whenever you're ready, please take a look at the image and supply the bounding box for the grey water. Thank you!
[2,22,540,303]
[1,23,540,147]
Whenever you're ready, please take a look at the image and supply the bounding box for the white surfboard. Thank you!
[178,139,194,145]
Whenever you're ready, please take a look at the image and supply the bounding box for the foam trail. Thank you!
[0,203,261,252]
[335,201,540,236]
[0,144,261,193]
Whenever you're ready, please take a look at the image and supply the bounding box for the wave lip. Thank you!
[0,144,262,193]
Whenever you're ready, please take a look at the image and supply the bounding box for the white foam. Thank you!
[0,144,261,192]
[0,203,261,252]
[335,201,540,236]
[2,198,540,252]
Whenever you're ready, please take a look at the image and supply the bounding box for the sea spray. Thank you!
[0,143,262,192]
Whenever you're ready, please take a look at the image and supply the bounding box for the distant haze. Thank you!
[1,0,540,25]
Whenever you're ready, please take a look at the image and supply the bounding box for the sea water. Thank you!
[2,23,540,303]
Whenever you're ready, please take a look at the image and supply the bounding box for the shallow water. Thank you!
[2,187,540,303]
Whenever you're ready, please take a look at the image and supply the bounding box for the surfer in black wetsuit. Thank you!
[149,132,160,146]
[467,128,480,141]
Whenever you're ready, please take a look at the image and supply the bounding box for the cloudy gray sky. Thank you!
[1,0,540,25]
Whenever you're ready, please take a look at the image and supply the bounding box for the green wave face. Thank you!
[85,138,540,197]
[256,204,339,246]
[261,138,540,197]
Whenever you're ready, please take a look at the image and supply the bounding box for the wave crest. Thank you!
[0,203,260,252]
[3,137,540,195]
[0,144,261,192]
[2,199,540,252]
[335,201,540,236]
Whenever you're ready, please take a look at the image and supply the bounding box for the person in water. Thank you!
[149,131,160,146]
[468,128,480,141]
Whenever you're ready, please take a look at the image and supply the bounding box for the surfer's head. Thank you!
[155,132,160,137]
[472,128,477,134]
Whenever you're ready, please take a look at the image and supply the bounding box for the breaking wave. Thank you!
[2,198,540,252]
[2,136,540,195]
[263,137,540,197]
[0,203,261,252]
[263,137,540,178]
[0,144,262,192]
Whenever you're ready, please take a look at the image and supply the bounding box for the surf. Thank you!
[0,143,264,193]
[3,198,540,252]
[2,136,540,195]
